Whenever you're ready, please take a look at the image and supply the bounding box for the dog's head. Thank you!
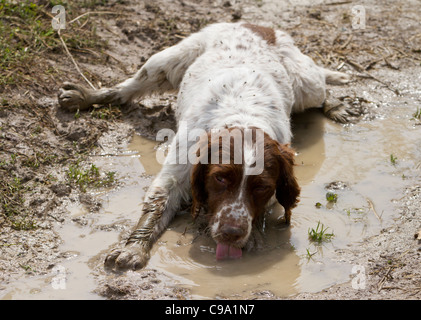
[190,127,300,259]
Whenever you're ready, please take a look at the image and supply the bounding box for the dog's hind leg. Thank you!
[321,68,363,123]
[58,32,206,112]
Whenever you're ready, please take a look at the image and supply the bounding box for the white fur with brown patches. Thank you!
[59,22,349,271]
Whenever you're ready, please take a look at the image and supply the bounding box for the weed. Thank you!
[19,264,35,273]
[344,207,366,216]
[11,216,37,231]
[67,162,117,192]
[411,107,421,120]
[90,106,122,120]
[0,0,106,89]
[306,248,317,259]
[10,153,16,164]
[67,162,96,191]
[308,221,334,243]
[32,125,42,135]
[326,192,338,203]
[22,156,40,169]
[22,153,58,169]
[0,176,37,230]
[390,154,398,165]
[104,171,116,184]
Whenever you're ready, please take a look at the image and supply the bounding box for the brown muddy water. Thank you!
[3,95,420,299]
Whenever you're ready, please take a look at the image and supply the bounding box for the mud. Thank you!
[1,0,421,300]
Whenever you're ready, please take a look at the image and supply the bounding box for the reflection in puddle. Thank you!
[149,212,300,298]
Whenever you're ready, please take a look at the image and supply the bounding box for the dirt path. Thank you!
[1,0,420,300]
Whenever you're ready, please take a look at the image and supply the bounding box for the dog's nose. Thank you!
[220,225,245,242]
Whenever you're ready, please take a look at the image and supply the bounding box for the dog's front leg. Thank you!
[104,147,188,271]
[104,176,183,271]
[104,184,175,271]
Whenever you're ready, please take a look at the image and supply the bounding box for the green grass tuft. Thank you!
[390,154,398,165]
[308,221,334,243]
[67,161,116,192]
[325,192,338,203]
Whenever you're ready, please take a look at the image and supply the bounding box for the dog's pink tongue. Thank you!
[216,243,242,260]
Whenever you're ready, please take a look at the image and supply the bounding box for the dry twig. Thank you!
[57,28,96,90]
[378,267,392,291]
[68,11,119,25]
[367,198,382,222]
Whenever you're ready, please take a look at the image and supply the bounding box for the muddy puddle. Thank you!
[142,104,420,298]
[3,94,420,299]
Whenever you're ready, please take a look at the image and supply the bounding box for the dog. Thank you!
[58,22,350,271]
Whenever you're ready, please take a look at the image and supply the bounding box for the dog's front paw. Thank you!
[104,244,150,272]
[58,82,93,112]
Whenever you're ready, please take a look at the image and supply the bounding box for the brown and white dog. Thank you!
[58,22,350,271]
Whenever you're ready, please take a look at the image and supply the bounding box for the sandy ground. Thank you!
[0,0,420,300]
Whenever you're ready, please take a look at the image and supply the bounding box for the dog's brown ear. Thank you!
[191,163,208,220]
[275,144,300,225]
[190,132,213,220]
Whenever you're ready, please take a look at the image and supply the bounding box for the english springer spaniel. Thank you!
[58,22,350,271]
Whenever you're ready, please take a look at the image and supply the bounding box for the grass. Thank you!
[0,176,37,230]
[0,0,115,231]
[314,192,338,209]
[390,154,398,165]
[344,207,367,216]
[308,221,334,243]
[411,107,421,121]
[22,153,57,169]
[325,192,338,203]
[0,0,106,89]
[0,0,53,85]
[67,161,116,192]
[306,248,317,260]
[90,105,122,120]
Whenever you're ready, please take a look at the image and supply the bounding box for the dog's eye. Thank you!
[214,174,227,185]
[254,185,270,193]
